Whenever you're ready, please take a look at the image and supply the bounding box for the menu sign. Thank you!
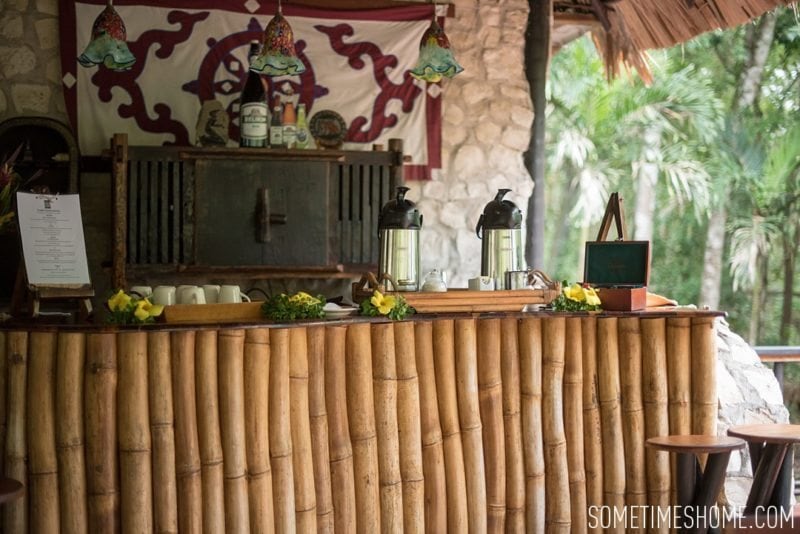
[16,192,91,286]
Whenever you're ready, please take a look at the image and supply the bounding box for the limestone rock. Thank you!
[11,0,27,11]
[475,121,501,145]
[36,0,57,16]
[500,126,530,152]
[510,104,534,128]
[0,45,36,78]
[500,84,532,103]
[477,26,501,49]
[45,56,60,83]
[484,47,524,81]
[443,102,465,126]
[0,89,6,115]
[35,17,57,50]
[11,82,50,113]
[452,145,486,176]
[478,5,501,27]
[0,11,23,40]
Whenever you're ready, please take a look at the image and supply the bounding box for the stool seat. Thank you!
[727,424,800,444]
[647,434,746,454]
[0,477,24,505]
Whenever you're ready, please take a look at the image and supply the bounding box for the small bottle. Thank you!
[282,101,297,149]
[295,103,310,149]
[239,41,268,148]
[269,97,284,148]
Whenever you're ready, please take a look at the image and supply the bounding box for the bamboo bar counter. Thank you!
[0,309,722,533]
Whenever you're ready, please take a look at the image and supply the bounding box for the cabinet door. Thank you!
[193,159,331,266]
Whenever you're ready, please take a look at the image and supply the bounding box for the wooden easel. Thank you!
[596,192,627,241]
[10,259,94,320]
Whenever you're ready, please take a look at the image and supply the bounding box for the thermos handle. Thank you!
[475,214,484,239]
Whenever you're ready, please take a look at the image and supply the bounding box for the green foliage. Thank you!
[359,291,415,321]
[261,292,325,321]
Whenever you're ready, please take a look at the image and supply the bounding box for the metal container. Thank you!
[378,187,422,291]
[476,189,524,290]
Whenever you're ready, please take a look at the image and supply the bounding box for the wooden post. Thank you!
[691,317,718,466]
[388,138,405,191]
[477,318,506,534]
[564,317,587,534]
[618,318,647,513]
[111,132,128,289]
[244,328,275,534]
[371,323,404,533]
[432,320,468,533]
[27,332,60,533]
[219,330,251,533]
[85,332,119,534]
[148,331,178,534]
[289,328,317,533]
[581,316,603,529]
[307,326,334,534]
[325,326,357,533]
[172,331,203,533]
[394,321,424,534]
[415,321,447,534]
[641,318,670,534]
[269,329,296,534]
[195,330,225,533]
[500,318,526,534]
[519,318,545,534]
[542,317,570,533]
[666,317,691,503]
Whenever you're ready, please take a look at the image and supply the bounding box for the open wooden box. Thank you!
[584,241,650,311]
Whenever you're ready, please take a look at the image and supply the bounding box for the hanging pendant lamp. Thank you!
[250,0,306,76]
[77,0,136,72]
[410,4,463,83]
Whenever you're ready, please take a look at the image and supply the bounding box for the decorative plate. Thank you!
[309,110,347,149]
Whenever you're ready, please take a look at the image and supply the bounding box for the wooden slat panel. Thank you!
[159,161,169,263]
[359,165,370,264]
[340,165,351,264]
[349,165,360,265]
[182,161,194,264]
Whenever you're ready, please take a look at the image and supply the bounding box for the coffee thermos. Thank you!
[378,187,422,291]
[476,189,524,290]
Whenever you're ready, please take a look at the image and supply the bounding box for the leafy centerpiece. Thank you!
[551,281,602,312]
[262,291,326,320]
[107,289,164,324]
[359,290,414,321]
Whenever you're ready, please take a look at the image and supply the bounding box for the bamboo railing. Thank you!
[0,312,721,533]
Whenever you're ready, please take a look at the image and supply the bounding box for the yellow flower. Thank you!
[108,289,132,312]
[584,287,601,307]
[133,300,150,321]
[142,298,164,317]
[371,290,397,315]
[563,283,586,303]
[289,291,319,305]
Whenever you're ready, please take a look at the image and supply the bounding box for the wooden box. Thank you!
[584,241,650,311]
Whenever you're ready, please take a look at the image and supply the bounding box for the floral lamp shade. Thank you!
[250,11,306,76]
[77,1,136,71]
[410,19,463,83]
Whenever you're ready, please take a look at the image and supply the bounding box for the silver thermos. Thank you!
[476,189,524,289]
[378,187,422,291]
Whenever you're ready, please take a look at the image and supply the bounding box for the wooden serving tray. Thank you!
[398,288,559,313]
[162,302,263,324]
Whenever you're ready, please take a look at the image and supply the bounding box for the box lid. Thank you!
[583,241,650,287]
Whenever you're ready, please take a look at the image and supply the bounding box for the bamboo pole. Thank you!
[56,333,88,534]
[346,323,381,534]
[219,330,251,533]
[195,330,224,533]
[307,325,333,534]
[477,318,505,534]
[519,318,544,534]
[596,318,625,534]
[691,317,718,469]
[394,321,424,534]
[325,326,357,534]
[541,317,570,533]
[118,332,153,533]
[85,332,119,533]
[3,331,28,534]
[580,316,603,526]
[564,317,587,534]
[269,328,296,534]
[432,320,468,533]
[666,317,691,503]
[289,328,317,533]
[148,331,178,534]
[0,332,7,491]
[27,332,60,533]
[171,331,203,533]
[618,318,647,517]
[244,329,275,534]
[371,323,403,533]
[414,321,447,534]
[641,318,670,534]
[500,318,525,534]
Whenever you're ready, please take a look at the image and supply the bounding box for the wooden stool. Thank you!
[0,477,24,505]
[727,424,800,515]
[647,435,745,534]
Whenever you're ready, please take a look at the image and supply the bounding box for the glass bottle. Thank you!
[295,103,310,149]
[282,101,297,149]
[269,96,284,148]
[239,41,268,148]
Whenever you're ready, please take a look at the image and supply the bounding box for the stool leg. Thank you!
[745,443,787,514]
[747,441,763,475]
[769,444,793,512]
[689,451,731,534]
[677,452,698,533]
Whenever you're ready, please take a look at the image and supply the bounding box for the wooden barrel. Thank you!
[118,332,153,533]
[618,317,646,517]
[171,331,203,533]
[414,321,447,534]
[580,316,603,530]
[477,318,505,534]
[519,318,544,534]
[307,325,334,534]
[564,317,587,534]
[219,330,251,533]
[244,328,275,534]
[148,331,178,534]
[432,320,468,533]
[394,321,424,534]
[85,332,119,534]
[346,323,381,534]
[289,328,317,533]
[325,326,357,534]
[195,330,225,533]
[27,332,60,533]
[500,318,525,534]
[269,328,296,534]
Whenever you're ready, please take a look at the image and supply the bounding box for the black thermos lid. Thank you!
[378,186,422,230]
[476,189,522,236]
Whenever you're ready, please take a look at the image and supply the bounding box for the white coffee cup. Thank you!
[130,285,152,299]
[178,285,206,305]
[219,285,251,304]
[152,285,176,306]
[203,284,221,304]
